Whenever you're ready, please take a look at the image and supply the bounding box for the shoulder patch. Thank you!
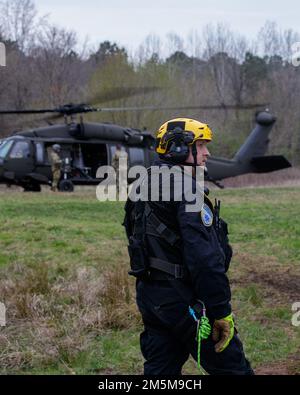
[201,203,213,227]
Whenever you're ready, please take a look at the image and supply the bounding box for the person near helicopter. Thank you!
[123,117,254,375]
[111,144,128,197]
[47,144,62,192]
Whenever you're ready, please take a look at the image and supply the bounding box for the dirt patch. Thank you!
[230,251,300,303]
[222,168,300,188]
[255,353,300,375]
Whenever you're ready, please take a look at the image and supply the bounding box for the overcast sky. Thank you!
[36,0,300,54]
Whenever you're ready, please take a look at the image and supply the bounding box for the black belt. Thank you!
[147,257,194,307]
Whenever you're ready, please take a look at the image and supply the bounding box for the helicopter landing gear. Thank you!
[22,181,41,192]
[58,179,74,192]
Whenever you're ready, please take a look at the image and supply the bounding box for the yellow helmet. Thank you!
[155,118,213,163]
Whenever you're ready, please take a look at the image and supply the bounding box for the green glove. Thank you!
[212,313,234,353]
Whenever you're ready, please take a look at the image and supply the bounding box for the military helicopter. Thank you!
[0,103,291,191]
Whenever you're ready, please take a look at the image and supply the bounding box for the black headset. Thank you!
[159,126,194,164]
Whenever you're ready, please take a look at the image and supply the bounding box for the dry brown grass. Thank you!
[101,268,141,329]
[0,260,139,372]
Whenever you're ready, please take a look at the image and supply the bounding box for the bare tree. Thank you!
[202,24,249,106]
[202,24,231,105]
[0,0,43,52]
[135,34,162,64]
[31,24,83,106]
[187,29,202,58]
[165,32,185,58]
[258,21,300,60]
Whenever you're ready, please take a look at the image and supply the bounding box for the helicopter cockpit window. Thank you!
[9,141,30,159]
[0,140,13,158]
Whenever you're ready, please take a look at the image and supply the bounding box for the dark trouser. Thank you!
[136,280,254,375]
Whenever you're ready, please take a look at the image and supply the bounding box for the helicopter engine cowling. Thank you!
[69,122,144,145]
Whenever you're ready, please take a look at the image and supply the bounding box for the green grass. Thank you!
[0,187,299,374]
[209,187,300,265]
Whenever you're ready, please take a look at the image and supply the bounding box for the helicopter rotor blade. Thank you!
[92,103,269,112]
[0,104,92,116]
[0,102,269,117]
[89,86,162,105]
[0,109,58,114]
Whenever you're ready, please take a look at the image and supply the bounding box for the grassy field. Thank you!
[0,186,299,375]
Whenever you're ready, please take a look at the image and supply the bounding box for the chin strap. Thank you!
[192,143,198,167]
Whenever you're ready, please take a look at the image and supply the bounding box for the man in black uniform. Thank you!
[124,118,253,375]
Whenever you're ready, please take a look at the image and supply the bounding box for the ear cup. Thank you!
[165,140,189,163]
[158,127,194,163]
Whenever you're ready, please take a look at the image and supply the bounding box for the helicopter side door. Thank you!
[4,139,35,178]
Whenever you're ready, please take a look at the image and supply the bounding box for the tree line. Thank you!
[0,0,300,164]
